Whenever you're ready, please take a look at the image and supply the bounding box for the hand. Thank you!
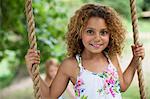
[25,49,40,78]
[131,43,145,60]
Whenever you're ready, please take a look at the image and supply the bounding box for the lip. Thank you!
[90,43,103,48]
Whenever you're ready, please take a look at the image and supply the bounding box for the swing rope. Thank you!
[129,0,147,99]
[25,0,147,99]
[25,0,41,99]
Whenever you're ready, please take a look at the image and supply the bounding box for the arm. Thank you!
[114,54,137,92]
[49,59,72,99]
[25,49,74,99]
[112,44,144,92]
[122,44,144,91]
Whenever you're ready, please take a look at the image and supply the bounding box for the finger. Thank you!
[28,53,40,58]
[29,59,40,66]
[25,55,40,62]
[135,42,143,47]
[27,51,40,56]
[135,49,144,54]
[136,52,144,56]
[131,45,135,51]
[28,57,40,62]
[135,47,144,52]
[27,49,39,54]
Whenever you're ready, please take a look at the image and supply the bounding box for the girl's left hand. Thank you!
[131,43,145,60]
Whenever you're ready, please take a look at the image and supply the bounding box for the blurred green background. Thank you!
[0,0,150,99]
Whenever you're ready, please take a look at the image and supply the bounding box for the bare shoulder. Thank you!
[59,57,79,77]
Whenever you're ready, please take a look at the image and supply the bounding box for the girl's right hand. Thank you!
[25,49,40,78]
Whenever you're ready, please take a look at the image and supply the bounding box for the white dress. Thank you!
[74,54,122,99]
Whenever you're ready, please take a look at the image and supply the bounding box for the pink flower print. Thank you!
[78,79,83,86]
[75,78,84,88]
[105,77,115,85]
[106,79,109,83]
[74,78,85,97]
[109,87,115,97]
[109,77,115,84]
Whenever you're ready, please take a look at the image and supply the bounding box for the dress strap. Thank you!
[103,52,113,65]
[103,52,118,71]
[75,54,82,68]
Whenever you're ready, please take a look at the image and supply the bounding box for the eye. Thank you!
[86,29,94,35]
[99,30,108,36]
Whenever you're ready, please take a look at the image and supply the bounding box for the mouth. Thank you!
[90,43,103,48]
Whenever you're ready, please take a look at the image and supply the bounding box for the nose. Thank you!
[94,33,101,42]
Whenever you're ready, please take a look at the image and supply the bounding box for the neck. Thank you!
[81,50,105,60]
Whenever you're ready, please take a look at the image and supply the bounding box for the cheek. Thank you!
[101,36,110,44]
[82,35,92,43]
[104,35,110,41]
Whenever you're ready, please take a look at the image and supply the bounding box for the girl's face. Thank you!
[48,65,58,79]
[81,17,110,54]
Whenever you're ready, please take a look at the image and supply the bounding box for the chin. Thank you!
[90,50,104,54]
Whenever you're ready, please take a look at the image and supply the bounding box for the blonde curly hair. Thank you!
[66,3,126,57]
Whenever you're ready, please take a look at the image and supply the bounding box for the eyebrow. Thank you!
[86,27,108,31]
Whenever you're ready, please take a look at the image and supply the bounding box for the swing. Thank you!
[25,0,147,99]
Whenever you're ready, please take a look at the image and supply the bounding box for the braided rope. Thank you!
[129,0,147,99]
[25,0,41,99]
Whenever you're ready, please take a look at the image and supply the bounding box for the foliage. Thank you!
[0,0,80,88]
[82,0,144,19]
[142,0,150,11]
[0,0,149,89]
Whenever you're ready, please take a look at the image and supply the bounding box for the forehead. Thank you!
[85,17,107,29]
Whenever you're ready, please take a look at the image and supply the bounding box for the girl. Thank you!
[44,58,58,87]
[25,3,145,99]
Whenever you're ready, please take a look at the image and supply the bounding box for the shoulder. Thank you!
[60,57,78,68]
[59,56,79,76]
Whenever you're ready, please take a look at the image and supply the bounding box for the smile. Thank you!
[90,43,103,48]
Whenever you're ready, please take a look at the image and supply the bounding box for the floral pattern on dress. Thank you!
[97,65,120,97]
[74,78,87,98]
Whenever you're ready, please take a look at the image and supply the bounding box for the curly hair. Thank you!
[66,3,126,57]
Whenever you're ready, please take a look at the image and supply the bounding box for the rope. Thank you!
[129,0,147,99]
[25,0,41,99]
[24,0,147,98]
